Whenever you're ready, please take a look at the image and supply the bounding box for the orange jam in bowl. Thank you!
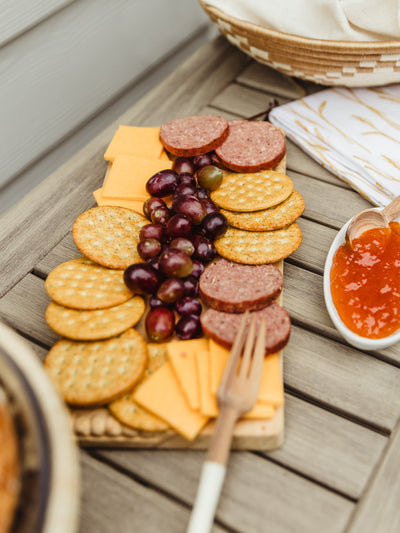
[330,221,400,339]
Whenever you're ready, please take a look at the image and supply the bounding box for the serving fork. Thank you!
[187,312,266,533]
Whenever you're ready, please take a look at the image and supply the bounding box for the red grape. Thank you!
[200,212,228,240]
[174,182,197,198]
[166,214,193,239]
[178,173,196,186]
[124,263,163,295]
[173,157,195,175]
[169,237,195,257]
[190,260,204,279]
[172,195,207,225]
[157,278,184,303]
[151,205,171,225]
[139,223,167,243]
[175,297,202,316]
[146,169,178,197]
[182,275,199,297]
[201,198,219,215]
[149,295,172,308]
[159,249,193,278]
[145,307,175,342]
[193,153,213,171]
[196,187,210,200]
[143,197,167,220]
[175,314,202,340]
[191,234,216,264]
[137,238,162,260]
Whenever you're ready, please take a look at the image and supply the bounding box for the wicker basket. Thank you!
[200,1,400,87]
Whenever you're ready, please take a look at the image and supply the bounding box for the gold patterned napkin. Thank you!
[269,86,400,207]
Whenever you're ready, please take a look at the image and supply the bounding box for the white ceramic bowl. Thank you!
[323,209,400,351]
[0,321,80,533]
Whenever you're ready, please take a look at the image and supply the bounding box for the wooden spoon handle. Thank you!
[382,195,400,223]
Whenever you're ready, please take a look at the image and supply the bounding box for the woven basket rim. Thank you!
[201,1,400,51]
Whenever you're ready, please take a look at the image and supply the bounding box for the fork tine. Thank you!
[219,311,249,391]
[238,314,257,378]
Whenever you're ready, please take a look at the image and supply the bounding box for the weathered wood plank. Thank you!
[79,452,223,533]
[210,82,290,119]
[98,449,353,533]
[285,326,400,432]
[25,338,386,500]
[236,61,306,99]
[0,36,249,298]
[266,395,386,499]
[347,424,400,533]
[289,171,372,229]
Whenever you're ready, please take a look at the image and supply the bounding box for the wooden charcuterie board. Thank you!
[68,155,287,451]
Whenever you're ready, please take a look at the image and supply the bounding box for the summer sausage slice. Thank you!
[160,115,229,156]
[199,258,283,313]
[215,120,286,172]
[200,304,291,354]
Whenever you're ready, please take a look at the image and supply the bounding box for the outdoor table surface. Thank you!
[1,35,400,533]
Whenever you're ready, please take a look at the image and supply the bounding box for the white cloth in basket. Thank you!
[205,0,400,41]
[269,85,400,206]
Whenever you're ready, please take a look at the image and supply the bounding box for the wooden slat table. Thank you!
[2,36,400,533]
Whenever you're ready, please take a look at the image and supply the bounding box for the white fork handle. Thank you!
[186,461,226,533]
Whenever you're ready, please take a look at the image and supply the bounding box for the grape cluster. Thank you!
[124,153,228,342]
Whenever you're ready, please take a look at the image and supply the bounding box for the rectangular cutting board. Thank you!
[69,152,287,450]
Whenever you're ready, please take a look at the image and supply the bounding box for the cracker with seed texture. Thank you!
[44,329,148,407]
[45,296,145,341]
[215,223,302,264]
[109,343,169,431]
[210,170,293,212]
[45,257,132,309]
[220,190,304,231]
[72,206,147,269]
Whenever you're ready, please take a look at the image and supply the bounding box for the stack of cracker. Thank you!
[210,170,304,264]
[43,207,172,431]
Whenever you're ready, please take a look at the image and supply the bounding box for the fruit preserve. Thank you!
[330,221,400,339]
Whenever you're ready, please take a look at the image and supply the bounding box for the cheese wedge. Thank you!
[209,339,229,394]
[93,188,145,214]
[167,339,209,411]
[104,125,168,162]
[257,353,284,407]
[102,155,171,201]
[133,362,208,440]
[196,348,218,417]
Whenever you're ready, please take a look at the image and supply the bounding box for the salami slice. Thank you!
[199,259,283,313]
[215,120,286,172]
[159,115,229,156]
[200,304,291,354]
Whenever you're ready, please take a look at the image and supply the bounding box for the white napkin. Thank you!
[205,0,400,41]
[269,85,400,207]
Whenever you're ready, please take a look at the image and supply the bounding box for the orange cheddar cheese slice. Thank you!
[102,155,171,201]
[93,188,145,214]
[167,339,208,411]
[133,362,208,441]
[209,339,229,394]
[258,353,284,407]
[104,125,168,162]
[196,348,218,417]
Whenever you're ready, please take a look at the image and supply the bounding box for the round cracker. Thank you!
[220,190,304,231]
[44,329,148,407]
[45,257,132,310]
[109,343,169,431]
[210,170,293,212]
[214,223,302,264]
[45,296,145,341]
[72,206,147,269]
